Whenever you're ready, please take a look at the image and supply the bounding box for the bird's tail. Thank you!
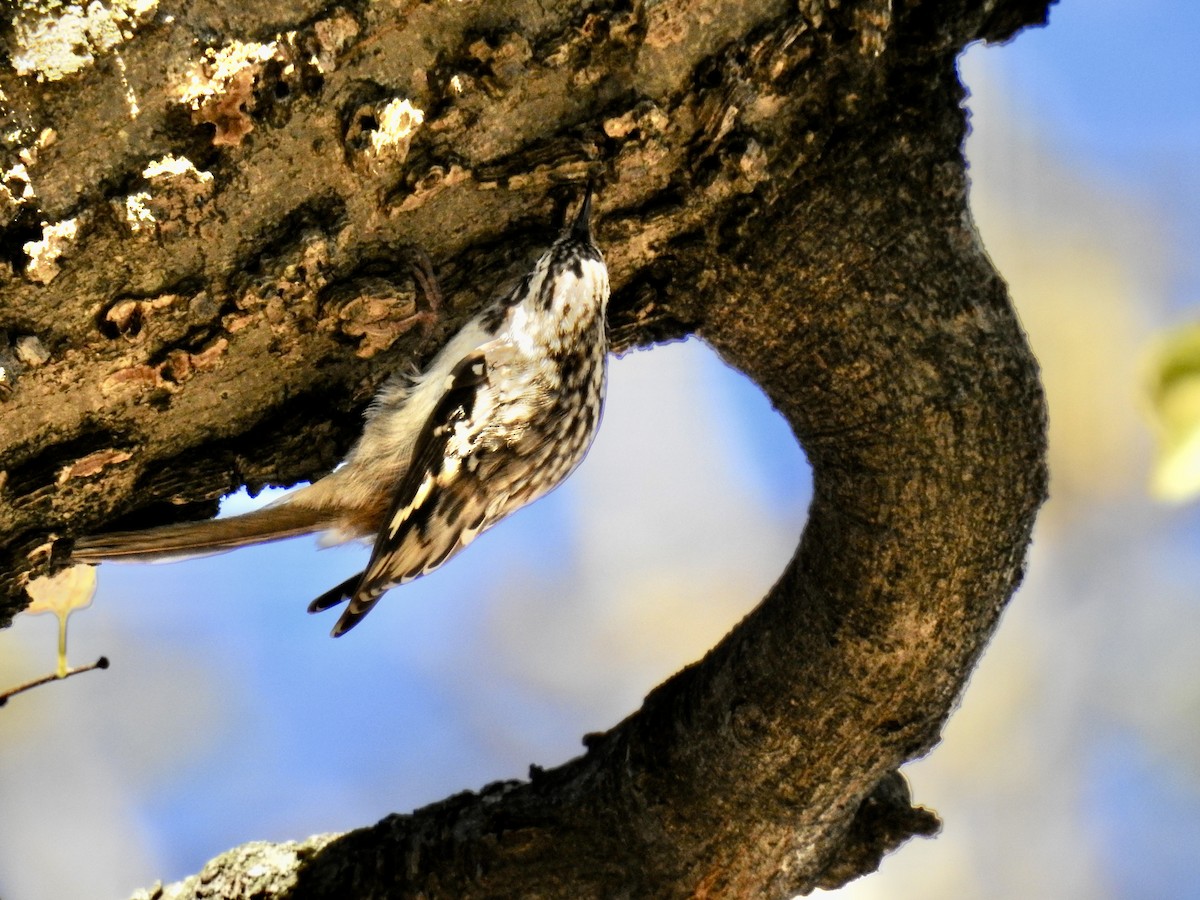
[71,502,329,563]
[307,573,360,614]
[306,572,385,638]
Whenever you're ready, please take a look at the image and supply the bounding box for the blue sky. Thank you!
[971,0,1200,313]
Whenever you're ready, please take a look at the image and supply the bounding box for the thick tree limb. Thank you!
[1,0,1051,895]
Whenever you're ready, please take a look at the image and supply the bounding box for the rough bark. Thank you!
[0,0,1051,896]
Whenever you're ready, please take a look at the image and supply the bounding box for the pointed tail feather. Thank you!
[307,573,361,613]
[330,589,387,637]
[71,503,329,564]
[305,573,382,637]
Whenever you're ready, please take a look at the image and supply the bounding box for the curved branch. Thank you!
[2,0,1050,895]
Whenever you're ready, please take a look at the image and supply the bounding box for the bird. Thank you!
[72,187,611,636]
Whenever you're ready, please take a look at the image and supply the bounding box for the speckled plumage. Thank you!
[73,190,611,636]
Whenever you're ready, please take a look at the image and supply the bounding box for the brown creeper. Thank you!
[72,188,610,636]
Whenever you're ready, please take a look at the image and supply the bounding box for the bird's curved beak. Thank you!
[571,181,595,242]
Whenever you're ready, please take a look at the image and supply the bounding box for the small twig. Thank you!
[0,656,109,707]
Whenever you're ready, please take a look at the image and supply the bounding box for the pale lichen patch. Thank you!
[9,0,159,81]
[23,217,79,284]
[175,39,281,107]
[122,191,155,232]
[143,154,213,182]
[144,154,216,220]
[365,98,426,168]
[3,162,36,203]
[175,38,286,146]
[116,155,215,235]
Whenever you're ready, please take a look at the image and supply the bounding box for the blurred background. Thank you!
[3,1,1200,896]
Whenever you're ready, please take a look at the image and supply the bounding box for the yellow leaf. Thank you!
[1146,322,1200,502]
[25,565,97,617]
[24,565,97,677]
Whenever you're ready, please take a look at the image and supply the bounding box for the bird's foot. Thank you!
[405,246,443,338]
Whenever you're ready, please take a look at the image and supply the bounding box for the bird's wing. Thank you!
[319,347,499,636]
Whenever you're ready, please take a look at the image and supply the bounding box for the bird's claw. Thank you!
[406,247,443,338]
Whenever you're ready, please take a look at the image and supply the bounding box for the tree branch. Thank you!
[0,655,109,707]
[2,0,1051,895]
